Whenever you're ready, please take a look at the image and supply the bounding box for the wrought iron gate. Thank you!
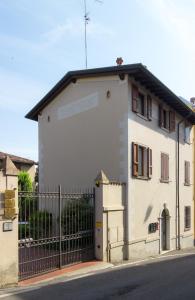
[18,187,95,280]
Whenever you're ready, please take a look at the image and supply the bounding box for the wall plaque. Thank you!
[5,190,15,199]
[3,222,13,232]
[4,190,16,219]
[96,221,102,228]
[4,208,16,219]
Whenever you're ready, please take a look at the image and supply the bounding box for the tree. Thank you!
[18,171,33,225]
[18,171,32,191]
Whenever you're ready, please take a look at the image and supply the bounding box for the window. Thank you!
[0,159,3,170]
[184,161,190,186]
[159,106,175,132]
[132,85,152,120]
[161,153,169,182]
[137,92,145,116]
[132,143,152,179]
[184,206,191,230]
[184,125,191,144]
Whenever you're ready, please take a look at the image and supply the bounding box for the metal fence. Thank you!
[18,187,95,280]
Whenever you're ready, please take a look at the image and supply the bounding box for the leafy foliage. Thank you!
[18,171,33,192]
[19,210,52,239]
[61,196,93,235]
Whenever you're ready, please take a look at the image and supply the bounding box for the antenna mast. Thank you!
[83,0,102,69]
[84,0,89,69]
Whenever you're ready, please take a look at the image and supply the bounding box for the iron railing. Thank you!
[18,187,95,280]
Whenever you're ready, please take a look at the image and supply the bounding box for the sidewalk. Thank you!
[1,247,195,295]
[19,247,195,287]
[18,261,113,287]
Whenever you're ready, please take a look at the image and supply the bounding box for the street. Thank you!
[2,253,195,300]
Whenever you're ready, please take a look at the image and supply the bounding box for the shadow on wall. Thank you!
[144,205,153,223]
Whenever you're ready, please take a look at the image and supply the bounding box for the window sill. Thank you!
[136,113,151,122]
[184,228,191,232]
[160,126,170,133]
[133,176,151,181]
[160,179,170,184]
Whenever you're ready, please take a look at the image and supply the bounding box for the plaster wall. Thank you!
[127,78,194,258]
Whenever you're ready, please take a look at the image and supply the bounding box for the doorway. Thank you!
[161,208,170,251]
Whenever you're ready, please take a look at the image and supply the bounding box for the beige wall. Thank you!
[0,187,18,287]
[0,172,18,191]
[127,78,194,257]
[38,73,194,259]
[38,75,129,190]
[0,164,36,191]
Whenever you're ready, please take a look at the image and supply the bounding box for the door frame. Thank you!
[159,207,171,253]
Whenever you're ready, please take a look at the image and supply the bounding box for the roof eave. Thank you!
[25,64,195,124]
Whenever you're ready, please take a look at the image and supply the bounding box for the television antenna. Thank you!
[84,0,103,69]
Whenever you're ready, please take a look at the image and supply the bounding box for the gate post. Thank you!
[58,185,62,269]
[0,187,18,287]
[94,170,126,263]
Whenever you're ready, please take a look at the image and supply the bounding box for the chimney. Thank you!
[190,97,195,108]
[116,57,123,66]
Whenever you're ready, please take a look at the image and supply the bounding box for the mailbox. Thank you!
[148,222,159,233]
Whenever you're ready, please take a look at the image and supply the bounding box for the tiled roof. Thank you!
[0,152,36,165]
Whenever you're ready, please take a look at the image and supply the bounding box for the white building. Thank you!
[26,64,195,258]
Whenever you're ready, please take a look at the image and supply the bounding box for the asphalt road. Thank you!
[3,254,195,300]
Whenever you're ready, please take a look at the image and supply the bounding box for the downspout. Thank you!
[177,112,192,250]
[177,119,182,250]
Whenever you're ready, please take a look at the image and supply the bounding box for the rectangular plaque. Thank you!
[4,208,16,219]
[5,199,15,208]
[3,222,13,232]
[96,221,102,228]
[5,190,15,200]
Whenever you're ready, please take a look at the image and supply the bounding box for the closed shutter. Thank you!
[159,105,164,127]
[132,143,138,177]
[185,206,191,229]
[132,85,138,113]
[169,111,176,132]
[161,153,165,180]
[185,161,190,185]
[161,153,169,181]
[147,95,152,121]
[147,148,152,178]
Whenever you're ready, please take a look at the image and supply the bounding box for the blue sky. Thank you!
[0,0,195,161]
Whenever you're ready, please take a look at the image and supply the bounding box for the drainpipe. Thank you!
[177,112,192,250]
